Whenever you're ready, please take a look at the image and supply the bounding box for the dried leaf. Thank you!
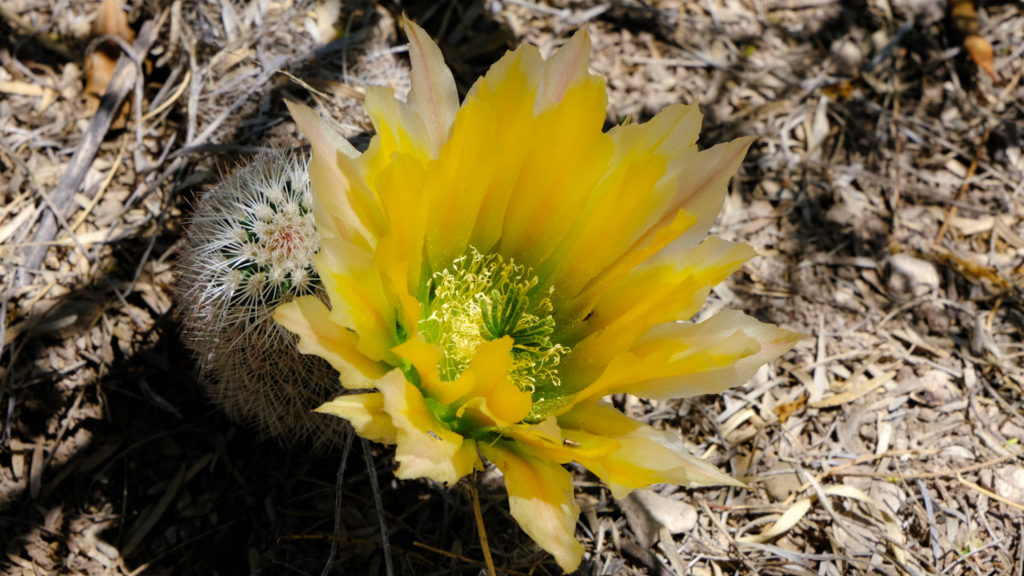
[774,394,806,424]
[95,0,134,39]
[949,0,996,81]
[810,371,896,409]
[84,0,136,127]
[949,0,979,37]
[85,0,135,95]
[737,497,812,544]
[964,35,995,81]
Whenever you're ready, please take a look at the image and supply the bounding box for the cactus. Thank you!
[175,149,347,450]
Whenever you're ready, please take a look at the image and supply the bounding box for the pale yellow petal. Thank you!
[586,237,754,332]
[314,238,398,363]
[534,28,592,115]
[646,135,756,254]
[480,443,583,572]
[377,370,480,484]
[392,336,474,405]
[316,393,397,443]
[555,133,754,330]
[421,36,612,271]
[286,100,359,158]
[422,90,501,271]
[362,85,432,178]
[402,17,458,156]
[559,402,744,499]
[539,104,702,301]
[273,295,387,389]
[373,152,429,331]
[574,310,801,404]
[562,236,755,384]
[286,101,382,246]
[503,418,620,464]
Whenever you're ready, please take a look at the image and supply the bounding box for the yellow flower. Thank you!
[276,19,800,572]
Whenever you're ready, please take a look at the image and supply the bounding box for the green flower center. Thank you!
[419,249,569,394]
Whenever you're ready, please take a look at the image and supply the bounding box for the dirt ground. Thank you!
[2,0,1023,574]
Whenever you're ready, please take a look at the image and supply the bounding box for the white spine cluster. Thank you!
[175,149,347,450]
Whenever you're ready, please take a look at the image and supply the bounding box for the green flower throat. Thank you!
[418,249,569,395]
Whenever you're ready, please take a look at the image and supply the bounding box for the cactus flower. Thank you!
[276,19,799,572]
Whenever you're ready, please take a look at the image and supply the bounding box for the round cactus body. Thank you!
[176,149,348,450]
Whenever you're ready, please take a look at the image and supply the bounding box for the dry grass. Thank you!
[2,0,1023,574]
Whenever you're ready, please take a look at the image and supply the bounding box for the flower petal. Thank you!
[534,29,592,115]
[422,87,502,271]
[504,417,620,464]
[376,370,480,484]
[393,336,473,405]
[314,238,399,363]
[575,309,801,404]
[316,393,397,443]
[559,402,744,499]
[559,135,755,328]
[647,135,756,255]
[419,32,612,272]
[274,295,387,389]
[539,104,702,300]
[497,75,613,265]
[465,45,544,253]
[286,100,382,246]
[373,152,429,330]
[562,236,755,385]
[456,337,533,426]
[480,442,583,572]
[363,85,432,168]
[402,17,458,157]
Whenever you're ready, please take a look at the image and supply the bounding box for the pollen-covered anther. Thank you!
[419,249,569,393]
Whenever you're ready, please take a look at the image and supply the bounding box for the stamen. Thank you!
[419,249,569,392]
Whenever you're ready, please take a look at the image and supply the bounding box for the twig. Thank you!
[835,449,1023,481]
[70,133,129,233]
[889,92,902,230]
[142,68,191,122]
[957,473,1024,513]
[363,438,393,576]
[320,429,354,576]
[469,477,497,576]
[17,13,166,289]
[940,537,1005,575]
[916,479,941,569]
[1017,520,1023,576]
[410,540,530,575]
[866,21,914,72]
[934,129,990,244]
[0,270,16,445]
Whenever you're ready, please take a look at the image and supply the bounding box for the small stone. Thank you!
[619,490,697,546]
[831,37,863,76]
[886,254,940,301]
[994,466,1024,503]
[764,471,802,502]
